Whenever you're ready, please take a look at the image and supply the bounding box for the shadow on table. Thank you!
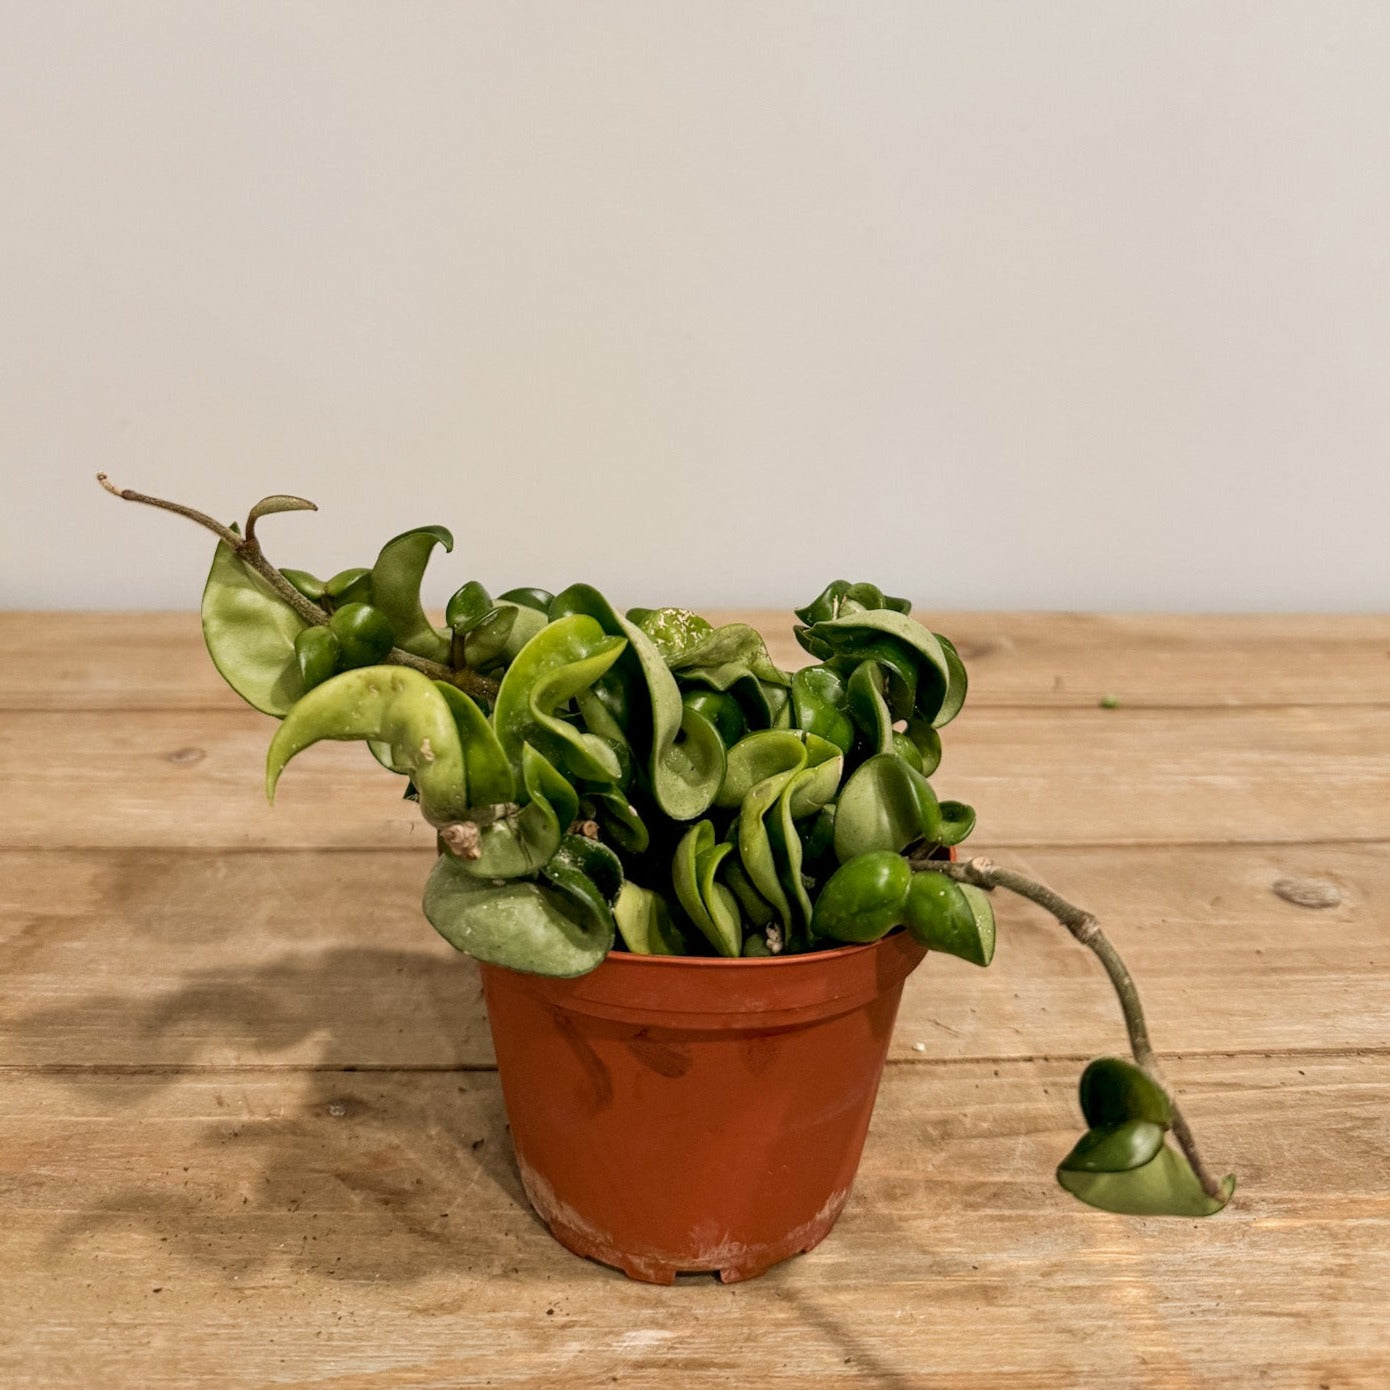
[17,947,552,1284]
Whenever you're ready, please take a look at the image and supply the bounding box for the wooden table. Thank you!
[3,611,1388,1388]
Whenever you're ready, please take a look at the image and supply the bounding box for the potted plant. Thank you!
[100,475,1234,1283]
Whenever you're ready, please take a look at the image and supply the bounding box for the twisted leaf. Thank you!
[791,665,856,754]
[264,665,467,822]
[551,584,725,820]
[1057,1058,1234,1217]
[423,855,612,977]
[673,820,742,957]
[904,873,996,966]
[449,744,578,879]
[369,525,454,662]
[434,682,516,805]
[614,882,687,955]
[834,754,941,862]
[492,614,627,785]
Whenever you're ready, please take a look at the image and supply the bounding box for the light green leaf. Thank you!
[201,539,309,716]
[434,682,516,805]
[614,882,687,955]
[423,857,612,977]
[1058,1119,1167,1175]
[672,820,742,957]
[264,665,467,822]
[1057,1144,1235,1217]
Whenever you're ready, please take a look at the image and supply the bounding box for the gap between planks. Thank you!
[7,1043,1388,1079]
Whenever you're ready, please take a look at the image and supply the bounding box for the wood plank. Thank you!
[2,1056,1385,1387]
[6,703,1389,850]
[7,610,1390,712]
[5,845,1385,1071]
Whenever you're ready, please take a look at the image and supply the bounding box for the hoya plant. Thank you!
[101,475,1234,1219]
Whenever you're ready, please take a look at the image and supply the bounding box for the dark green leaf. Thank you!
[1077,1057,1173,1129]
[903,873,995,966]
[833,754,941,862]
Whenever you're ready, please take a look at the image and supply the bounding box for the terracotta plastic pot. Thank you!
[478,928,928,1283]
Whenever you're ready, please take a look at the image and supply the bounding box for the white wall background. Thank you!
[4,2,1388,612]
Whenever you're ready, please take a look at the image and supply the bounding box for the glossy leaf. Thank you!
[423,856,612,977]
[613,882,686,955]
[933,633,969,729]
[551,833,624,908]
[433,681,516,805]
[369,525,454,663]
[673,820,741,957]
[794,580,912,625]
[281,568,327,603]
[445,581,495,632]
[494,603,549,668]
[324,567,373,607]
[294,625,340,692]
[540,853,618,947]
[498,586,555,613]
[1058,1119,1167,1175]
[833,754,941,862]
[201,539,309,717]
[458,605,517,667]
[800,611,952,724]
[735,765,800,932]
[681,689,748,748]
[904,873,996,966]
[716,730,841,817]
[328,602,395,668]
[846,661,895,754]
[902,714,943,777]
[265,665,468,823]
[724,856,777,930]
[492,614,627,784]
[936,799,977,847]
[811,850,911,943]
[583,785,650,853]
[1078,1057,1173,1129]
[791,665,856,754]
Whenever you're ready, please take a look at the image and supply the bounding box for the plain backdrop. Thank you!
[3,2,1388,612]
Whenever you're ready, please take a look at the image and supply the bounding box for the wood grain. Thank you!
[8,609,1390,712]
[4,611,1389,1387]
[2,1056,1386,1388]
[4,844,1386,1071]
[8,703,1389,850]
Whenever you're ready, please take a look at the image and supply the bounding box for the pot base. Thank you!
[519,1153,851,1284]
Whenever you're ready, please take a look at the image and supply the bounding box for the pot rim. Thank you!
[596,928,911,970]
